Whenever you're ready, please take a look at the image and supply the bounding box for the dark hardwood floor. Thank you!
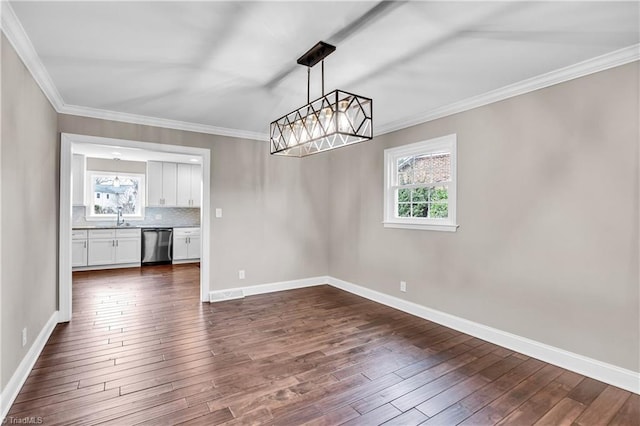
[6,264,638,425]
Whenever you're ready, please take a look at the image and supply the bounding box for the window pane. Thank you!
[411,187,428,202]
[413,154,431,184]
[398,203,411,217]
[412,152,451,184]
[92,175,141,216]
[429,202,448,218]
[429,186,448,202]
[397,157,413,185]
[398,188,410,203]
[432,152,451,183]
[412,203,428,218]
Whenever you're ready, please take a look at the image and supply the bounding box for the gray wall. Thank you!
[58,115,330,290]
[1,34,59,390]
[328,62,640,371]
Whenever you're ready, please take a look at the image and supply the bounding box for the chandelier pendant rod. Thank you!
[307,67,310,105]
[322,60,325,96]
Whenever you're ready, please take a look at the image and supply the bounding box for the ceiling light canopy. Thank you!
[270,41,373,157]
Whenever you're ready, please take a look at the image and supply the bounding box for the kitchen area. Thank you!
[70,143,202,271]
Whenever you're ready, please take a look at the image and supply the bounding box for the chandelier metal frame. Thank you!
[270,41,373,157]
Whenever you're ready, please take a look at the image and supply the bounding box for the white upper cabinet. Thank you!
[147,161,177,207]
[147,161,163,206]
[162,162,177,205]
[72,154,86,206]
[176,163,201,207]
[176,163,191,207]
[190,164,201,207]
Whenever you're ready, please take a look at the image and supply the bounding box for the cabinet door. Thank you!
[176,163,192,207]
[147,161,163,206]
[173,236,189,260]
[72,154,85,206]
[88,239,116,265]
[190,164,201,207]
[115,238,141,264]
[188,236,201,260]
[72,239,88,267]
[162,162,177,206]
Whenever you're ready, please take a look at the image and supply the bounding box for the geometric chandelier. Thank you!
[270,41,373,157]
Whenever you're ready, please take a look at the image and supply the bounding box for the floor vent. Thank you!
[209,289,245,303]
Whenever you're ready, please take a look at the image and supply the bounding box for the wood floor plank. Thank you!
[302,405,361,426]
[382,407,428,425]
[574,385,631,426]
[458,363,564,425]
[421,358,545,425]
[341,403,401,426]
[177,407,234,426]
[609,393,640,426]
[567,376,608,405]
[5,265,634,426]
[533,397,586,425]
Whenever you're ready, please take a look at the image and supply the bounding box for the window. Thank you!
[87,172,145,220]
[383,134,457,231]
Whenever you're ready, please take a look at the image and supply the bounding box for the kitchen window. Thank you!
[87,172,145,220]
[383,134,457,231]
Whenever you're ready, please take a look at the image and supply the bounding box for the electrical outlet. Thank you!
[215,208,223,218]
[22,327,27,347]
[239,270,245,280]
[400,281,407,293]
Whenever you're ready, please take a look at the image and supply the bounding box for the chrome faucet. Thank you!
[116,206,125,227]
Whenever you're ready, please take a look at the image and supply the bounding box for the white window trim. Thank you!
[383,134,458,232]
[85,171,146,221]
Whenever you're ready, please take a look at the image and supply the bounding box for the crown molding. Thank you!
[377,43,640,136]
[58,104,269,141]
[1,1,65,110]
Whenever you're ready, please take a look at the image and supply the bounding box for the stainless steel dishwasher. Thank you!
[141,228,173,265]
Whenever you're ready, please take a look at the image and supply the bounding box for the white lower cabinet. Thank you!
[72,230,88,267]
[78,228,142,269]
[173,236,189,260]
[173,227,201,262]
[115,238,140,264]
[188,235,201,259]
[88,238,117,266]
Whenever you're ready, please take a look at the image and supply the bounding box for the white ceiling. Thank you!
[8,1,640,138]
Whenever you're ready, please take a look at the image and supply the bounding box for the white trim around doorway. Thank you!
[59,133,211,322]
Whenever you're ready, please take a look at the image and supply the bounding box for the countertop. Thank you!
[72,225,200,230]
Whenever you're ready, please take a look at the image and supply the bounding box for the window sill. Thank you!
[383,221,459,232]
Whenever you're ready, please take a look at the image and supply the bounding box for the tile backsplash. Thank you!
[73,206,200,228]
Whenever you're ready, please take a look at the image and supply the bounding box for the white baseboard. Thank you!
[209,276,329,302]
[72,262,140,272]
[172,259,200,265]
[326,276,640,394]
[1,311,59,419]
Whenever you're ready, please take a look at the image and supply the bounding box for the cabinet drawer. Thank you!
[116,228,141,238]
[88,229,116,239]
[174,227,200,237]
[72,230,88,240]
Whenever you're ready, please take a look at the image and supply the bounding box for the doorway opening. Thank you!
[59,133,211,322]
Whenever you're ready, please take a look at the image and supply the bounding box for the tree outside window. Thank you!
[87,172,145,219]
